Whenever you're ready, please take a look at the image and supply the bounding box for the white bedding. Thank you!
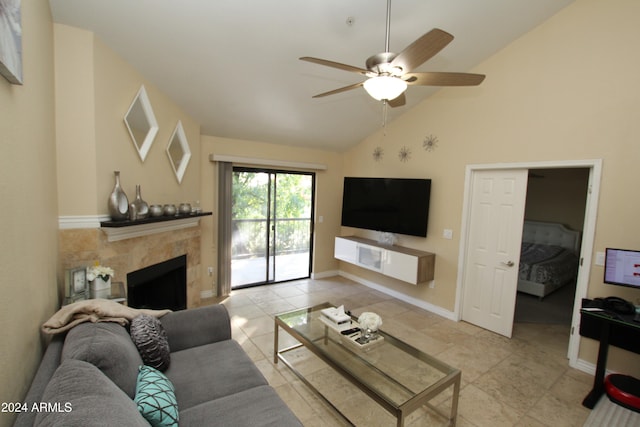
[517,221,581,299]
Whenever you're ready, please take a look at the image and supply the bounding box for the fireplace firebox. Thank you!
[127,255,187,311]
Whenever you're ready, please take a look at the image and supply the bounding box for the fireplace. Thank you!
[127,255,187,311]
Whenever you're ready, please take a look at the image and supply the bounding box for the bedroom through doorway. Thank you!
[514,168,590,327]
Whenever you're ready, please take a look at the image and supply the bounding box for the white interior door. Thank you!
[461,169,528,337]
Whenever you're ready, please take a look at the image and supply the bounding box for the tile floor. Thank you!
[218,276,593,426]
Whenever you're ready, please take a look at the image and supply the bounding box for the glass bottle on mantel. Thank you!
[132,185,149,219]
[108,171,129,221]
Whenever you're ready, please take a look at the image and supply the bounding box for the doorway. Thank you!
[231,167,315,289]
[457,160,602,367]
[513,168,590,325]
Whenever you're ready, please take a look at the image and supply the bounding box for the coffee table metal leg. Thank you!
[274,319,279,364]
[450,374,460,426]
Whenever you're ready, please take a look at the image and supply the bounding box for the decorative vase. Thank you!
[149,204,163,217]
[90,276,111,299]
[178,203,192,215]
[163,204,177,216]
[132,185,149,219]
[108,171,129,221]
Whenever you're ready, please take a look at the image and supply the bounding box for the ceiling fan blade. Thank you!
[311,82,364,98]
[300,57,369,75]
[387,93,406,108]
[404,72,485,86]
[392,29,454,73]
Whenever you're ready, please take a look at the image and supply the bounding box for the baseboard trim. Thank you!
[311,270,340,280]
[200,290,215,299]
[337,270,456,321]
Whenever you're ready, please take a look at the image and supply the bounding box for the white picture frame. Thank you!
[166,120,191,183]
[124,85,159,162]
[0,0,23,85]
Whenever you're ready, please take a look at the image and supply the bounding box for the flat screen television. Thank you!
[341,177,431,237]
[604,248,640,290]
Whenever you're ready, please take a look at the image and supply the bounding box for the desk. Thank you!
[579,305,640,408]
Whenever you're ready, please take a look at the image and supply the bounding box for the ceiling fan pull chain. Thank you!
[382,101,389,134]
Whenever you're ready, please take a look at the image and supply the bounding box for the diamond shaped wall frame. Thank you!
[124,85,159,162]
[166,121,191,184]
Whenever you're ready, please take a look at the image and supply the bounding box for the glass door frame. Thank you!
[231,166,315,289]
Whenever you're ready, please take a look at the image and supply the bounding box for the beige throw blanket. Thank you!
[42,299,172,334]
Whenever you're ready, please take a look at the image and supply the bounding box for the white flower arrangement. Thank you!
[87,264,114,282]
[358,312,382,332]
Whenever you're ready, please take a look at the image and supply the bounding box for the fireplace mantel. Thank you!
[100,212,211,242]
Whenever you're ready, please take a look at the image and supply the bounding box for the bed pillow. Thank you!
[135,365,179,427]
[130,314,171,371]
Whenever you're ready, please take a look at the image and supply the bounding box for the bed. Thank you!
[517,220,581,299]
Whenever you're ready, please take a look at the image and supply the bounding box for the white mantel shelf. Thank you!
[100,212,212,242]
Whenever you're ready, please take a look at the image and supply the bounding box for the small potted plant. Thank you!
[87,263,115,299]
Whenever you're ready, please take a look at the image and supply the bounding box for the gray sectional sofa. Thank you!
[14,304,302,426]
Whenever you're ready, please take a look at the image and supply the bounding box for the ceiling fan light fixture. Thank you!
[363,75,407,101]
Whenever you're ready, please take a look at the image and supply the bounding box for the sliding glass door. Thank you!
[231,167,314,289]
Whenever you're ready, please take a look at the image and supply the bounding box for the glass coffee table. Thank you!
[274,302,461,426]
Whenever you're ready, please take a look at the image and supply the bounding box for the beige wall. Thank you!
[6,1,640,417]
[199,136,343,293]
[342,0,640,374]
[524,168,590,232]
[0,2,58,426]
[54,23,208,301]
[55,24,201,216]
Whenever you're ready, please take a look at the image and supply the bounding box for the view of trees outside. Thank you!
[232,171,313,259]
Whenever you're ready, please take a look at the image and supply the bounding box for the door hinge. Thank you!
[571,326,575,335]
[580,257,584,266]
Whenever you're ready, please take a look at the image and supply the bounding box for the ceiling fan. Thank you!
[300,0,485,107]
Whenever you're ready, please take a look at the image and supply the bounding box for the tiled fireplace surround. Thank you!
[59,225,203,308]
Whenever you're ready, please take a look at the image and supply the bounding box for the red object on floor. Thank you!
[605,374,640,413]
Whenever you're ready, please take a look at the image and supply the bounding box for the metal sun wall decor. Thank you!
[373,146,384,162]
[398,146,411,162]
[423,134,438,151]
[371,134,438,164]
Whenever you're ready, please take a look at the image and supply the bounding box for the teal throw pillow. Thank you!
[134,365,179,427]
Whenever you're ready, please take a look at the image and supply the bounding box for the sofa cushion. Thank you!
[34,359,149,427]
[130,314,171,371]
[179,385,303,427]
[62,322,143,398]
[164,339,268,410]
[135,365,179,427]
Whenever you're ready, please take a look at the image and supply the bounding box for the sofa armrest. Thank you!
[160,304,232,352]
[13,335,65,427]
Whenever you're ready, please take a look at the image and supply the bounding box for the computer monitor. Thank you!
[604,248,640,290]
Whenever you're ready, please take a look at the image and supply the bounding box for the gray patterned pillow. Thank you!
[130,314,171,371]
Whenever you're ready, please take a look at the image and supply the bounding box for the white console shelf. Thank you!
[334,236,435,285]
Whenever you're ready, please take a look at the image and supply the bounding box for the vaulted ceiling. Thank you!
[49,0,575,151]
